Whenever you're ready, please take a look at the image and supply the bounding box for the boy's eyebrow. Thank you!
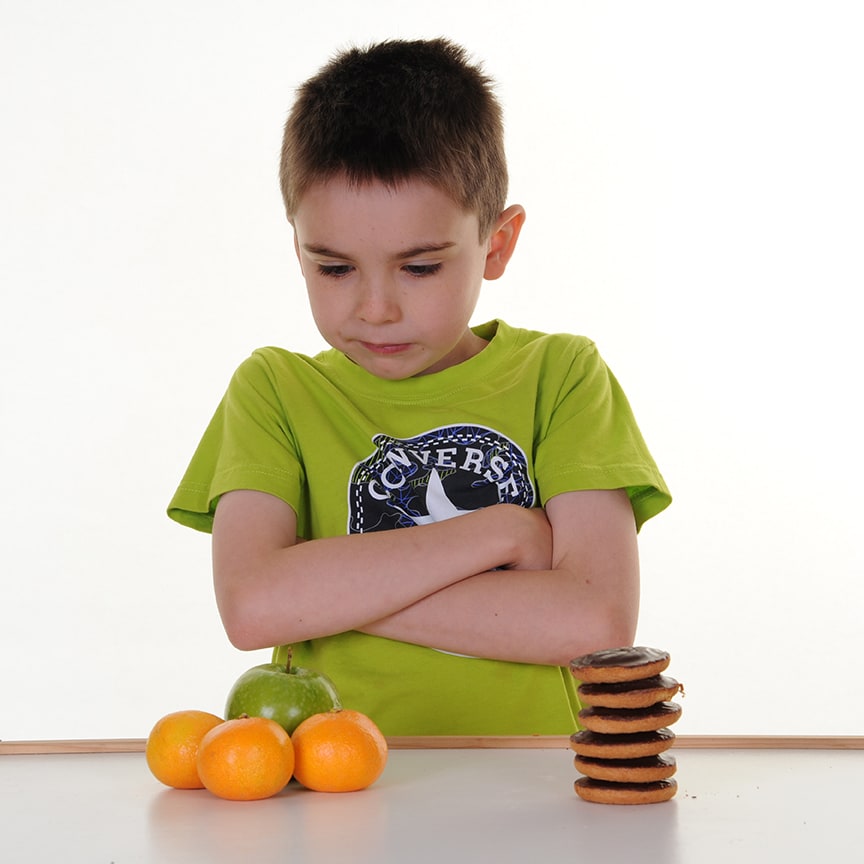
[301,241,457,260]
[393,242,456,259]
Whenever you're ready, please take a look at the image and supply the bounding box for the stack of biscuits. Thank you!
[568,647,683,805]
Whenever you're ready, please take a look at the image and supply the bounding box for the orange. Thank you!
[145,709,224,789]
[291,709,388,792]
[196,715,295,801]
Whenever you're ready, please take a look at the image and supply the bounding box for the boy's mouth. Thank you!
[359,341,412,355]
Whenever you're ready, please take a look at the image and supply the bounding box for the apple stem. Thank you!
[285,645,293,674]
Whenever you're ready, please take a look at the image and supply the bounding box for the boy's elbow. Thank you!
[217,592,273,652]
[221,614,264,652]
[597,614,638,654]
[556,613,638,667]
[224,623,265,653]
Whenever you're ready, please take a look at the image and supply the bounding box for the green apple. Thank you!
[225,647,342,735]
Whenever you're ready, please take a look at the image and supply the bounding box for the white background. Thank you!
[1,1,861,740]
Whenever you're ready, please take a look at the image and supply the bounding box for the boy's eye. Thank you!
[315,262,442,278]
[403,263,442,277]
[317,263,353,278]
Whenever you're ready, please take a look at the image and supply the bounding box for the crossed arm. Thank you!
[211,487,640,668]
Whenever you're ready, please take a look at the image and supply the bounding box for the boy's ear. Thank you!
[484,204,526,281]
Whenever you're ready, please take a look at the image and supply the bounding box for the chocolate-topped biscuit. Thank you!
[577,675,683,709]
[573,753,677,783]
[570,646,670,683]
[575,777,678,805]
[578,702,682,734]
[569,728,676,759]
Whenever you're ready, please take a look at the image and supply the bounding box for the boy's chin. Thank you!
[345,351,441,380]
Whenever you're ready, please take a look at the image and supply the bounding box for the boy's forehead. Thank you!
[293,175,481,237]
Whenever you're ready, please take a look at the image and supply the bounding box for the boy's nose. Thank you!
[355,279,402,324]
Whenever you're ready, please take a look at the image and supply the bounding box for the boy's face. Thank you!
[292,176,515,380]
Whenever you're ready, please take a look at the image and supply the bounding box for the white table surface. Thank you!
[1,744,861,863]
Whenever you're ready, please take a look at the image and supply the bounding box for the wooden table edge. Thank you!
[1,734,863,755]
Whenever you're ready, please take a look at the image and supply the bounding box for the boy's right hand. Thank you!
[498,504,553,572]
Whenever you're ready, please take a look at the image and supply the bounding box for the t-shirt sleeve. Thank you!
[166,352,305,533]
[533,340,671,531]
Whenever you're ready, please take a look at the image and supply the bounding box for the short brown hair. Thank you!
[279,38,508,238]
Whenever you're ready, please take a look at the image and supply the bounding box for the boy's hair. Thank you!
[280,38,508,239]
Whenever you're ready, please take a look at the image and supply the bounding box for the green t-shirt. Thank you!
[168,320,671,735]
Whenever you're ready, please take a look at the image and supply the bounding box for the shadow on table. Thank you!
[148,779,390,862]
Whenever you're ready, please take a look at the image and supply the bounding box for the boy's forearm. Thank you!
[213,495,542,651]
[358,563,638,667]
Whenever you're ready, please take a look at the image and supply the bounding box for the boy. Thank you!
[168,39,671,735]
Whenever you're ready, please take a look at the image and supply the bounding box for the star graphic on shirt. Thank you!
[391,468,477,525]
